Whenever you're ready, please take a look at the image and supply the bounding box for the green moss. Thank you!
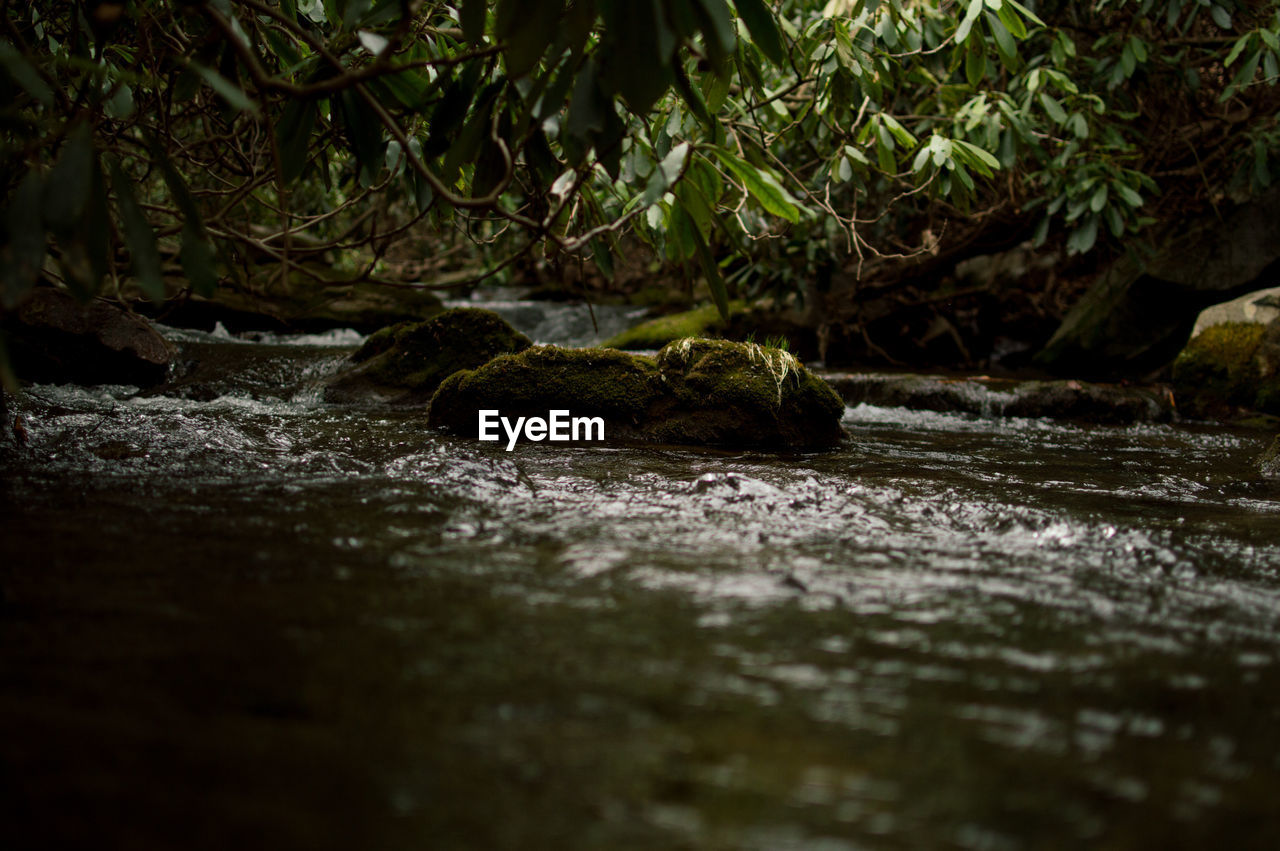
[325,308,530,404]
[427,337,845,448]
[652,338,845,446]
[601,301,746,350]
[1173,322,1268,418]
[429,345,663,435]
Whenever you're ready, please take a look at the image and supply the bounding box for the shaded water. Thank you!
[3,329,1280,850]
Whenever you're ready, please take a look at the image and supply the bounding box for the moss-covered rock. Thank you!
[648,339,845,447]
[324,308,531,405]
[428,338,845,449]
[602,300,822,361]
[1172,321,1280,419]
[428,346,665,438]
[601,302,744,350]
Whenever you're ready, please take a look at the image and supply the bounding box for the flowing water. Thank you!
[3,318,1280,850]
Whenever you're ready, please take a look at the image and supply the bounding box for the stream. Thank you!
[3,305,1280,849]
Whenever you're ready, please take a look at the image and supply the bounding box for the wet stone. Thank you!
[1,288,174,387]
[324,308,532,406]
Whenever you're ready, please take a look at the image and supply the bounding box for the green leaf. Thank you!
[1113,182,1143,207]
[659,142,691,184]
[1038,92,1066,123]
[985,12,1016,63]
[1255,138,1272,188]
[1224,35,1250,67]
[1,171,47,309]
[694,0,737,64]
[691,226,730,319]
[338,89,385,183]
[676,180,716,239]
[277,99,317,185]
[876,139,896,174]
[504,0,562,78]
[43,123,95,231]
[965,44,986,87]
[956,0,984,45]
[1068,112,1088,139]
[1031,214,1050,247]
[1067,214,1098,254]
[714,150,801,223]
[343,0,373,29]
[1005,0,1045,27]
[591,237,615,280]
[461,0,486,43]
[954,139,1000,170]
[1221,49,1260,100]
[0,39,53,108]
[911,145,931,174]
[110,162,165,302]
[602,1,676,114]
[673,63,714,130]
[642,142,690,207]
[1089,183,1107,213]
[880,114,917,148]
[426,64,481,156]
[189,61,260,115]
[996,3,1027,39]
[1210,5,1232,30]
[666,203,696,261]
[1105,204,1125,237]
[565,59,607,148]
[179,224,219,297]
[735,0,786,67]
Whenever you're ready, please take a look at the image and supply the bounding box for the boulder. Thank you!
[428,338,845,449]
[1171,321,1280,419]
[324,308,531,405]
[1,288,173,386]
[647,339,845,446]
[1037,185,1280,377]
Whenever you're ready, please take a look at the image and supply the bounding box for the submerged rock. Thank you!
[324,308,531,405]
[1171,321,1280,420]
[429,338,845,449]
[1,288,173,386]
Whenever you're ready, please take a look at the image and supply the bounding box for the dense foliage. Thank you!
[1,1,1277,331]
